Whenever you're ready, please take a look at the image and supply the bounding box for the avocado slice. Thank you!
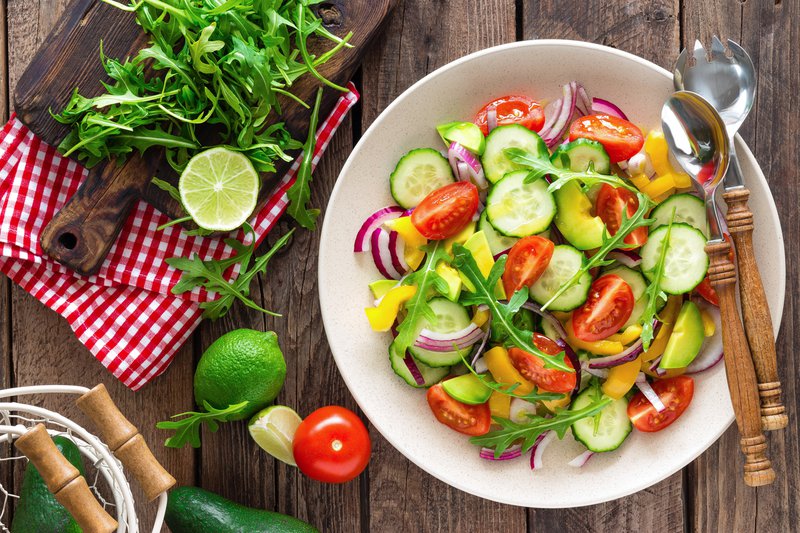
[442,373,492,405]
[369,279,398,300]
[659,300,705,369]
[435,262,463,302]
[553,181,606,250]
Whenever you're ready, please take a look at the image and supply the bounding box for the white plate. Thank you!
[318,40,785,508]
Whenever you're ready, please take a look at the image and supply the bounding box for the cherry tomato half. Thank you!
[474,95,545,136]
[508,333,576,394]
[628,376,695,432]
[569,114,645,163]
[292,406,371,484]
[411,182,479,240]
[595,184,648,247]
[427,383,491,436]
[693,234,734,307]
[502,236,555,297]
[572,274,635,342]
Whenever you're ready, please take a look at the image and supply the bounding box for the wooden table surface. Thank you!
[1,1,797,531]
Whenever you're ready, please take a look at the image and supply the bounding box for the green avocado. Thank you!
[659,301,705,369]
[165,486,318,533]
[12,436,84,533]
[442,373,492,405]
[553,181,606,250]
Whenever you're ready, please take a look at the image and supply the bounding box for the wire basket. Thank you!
[0,385,176,533]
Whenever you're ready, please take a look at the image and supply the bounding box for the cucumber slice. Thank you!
[442,373,492,404]
[482,124,548,183]
[486,170,556,237]
[640,223,709,294]
[437,121,486,155]
[571,389,632,452]
[602,265,647,300]
[408,298,473,367]
[478,211,519,256]
[650,193,709,238]
[390,148,455,209]
[390,341,449,388]
[529,245,592,311]
[551,138,611,174]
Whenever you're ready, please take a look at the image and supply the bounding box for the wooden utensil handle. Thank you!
[77,384,176,501]
[40,154,158,277]
[706,240,775,487]
[723,187,788,431]
[15,424,118,533]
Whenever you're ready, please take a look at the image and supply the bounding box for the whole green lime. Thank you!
[194,329,286,420]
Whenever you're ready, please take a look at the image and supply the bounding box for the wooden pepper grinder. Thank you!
[706,239,775,487]
[723,188,788,431]
[15,424,118,533]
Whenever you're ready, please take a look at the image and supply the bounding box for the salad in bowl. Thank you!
[354,82,724,468]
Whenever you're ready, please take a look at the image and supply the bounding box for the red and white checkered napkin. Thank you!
[0,84,358,391]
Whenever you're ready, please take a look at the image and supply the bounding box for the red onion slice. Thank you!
[470,326,493,366]
[473,356,488,374]
[591,97,629,120]
[608,250,642,268]
[635,373,666,412]
[576,86,592,117]
[370,228,404,280]
[354,205,405,252]
[539,98,563,139]
[581,360,609,379]
[403,354,426,386]
[487,105,498,132]
[448,142,488,190]
[415,323,484,352]
[521,301,568,340]
[588,322,661,369]
[509,398,538,423]
[542,82,578,148]
[387,229,408,274]
[686,299,724,374]
[567,449,595,468]
[648,355,667,377]
[480,444,521,461]
[530,430,556,470]
[555,338,581,394]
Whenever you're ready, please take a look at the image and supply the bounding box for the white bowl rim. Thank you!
[318,39,786,507]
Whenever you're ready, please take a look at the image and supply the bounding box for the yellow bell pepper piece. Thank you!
[602,356,642,399]
[673,171,692,189]
[472,307,490,328]
[459,231,506,300]
[488,391,511,419]
[642,174,676,199]
[364,285,417,332]
[606,324,643,345]
[640,295,683,362]
[700,307,716,337]
[542,394,571,413]
[564,320,624,355]
[630,173,651,191]
[644,131,672,176]
[443,220,476,254]
[384,217,427,270]
[484,346,534,396]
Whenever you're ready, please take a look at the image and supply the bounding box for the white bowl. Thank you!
[318,40,785,508]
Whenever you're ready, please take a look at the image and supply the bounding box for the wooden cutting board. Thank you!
[13,0,397,276]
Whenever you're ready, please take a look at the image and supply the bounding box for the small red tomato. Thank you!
[427,383,491,436]
[569,114,645,163]
[508,333,576,394]
[474,95,546,136]
[411,181,479,240]
[292,406,371,484]
[502,236,555,297]
[628,376,695,432]
[572,274,635,341]
[595,184,649,247]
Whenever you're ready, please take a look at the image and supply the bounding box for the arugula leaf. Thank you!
[458,351,564,403]
[640,216,674,349]
[286,87,323,229]
[166,225,294,320]
[470,396,613,457]
[393,242,451,355]
[157,401,249,448]
[452,245,572,372]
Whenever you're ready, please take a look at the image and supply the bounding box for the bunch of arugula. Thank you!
[157,401,249,448]
[452,245,572,372]
[53,0,351,227]
[504,148,655,311]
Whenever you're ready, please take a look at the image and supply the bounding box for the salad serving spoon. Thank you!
[674,37,787,431]
[662,91,775,487]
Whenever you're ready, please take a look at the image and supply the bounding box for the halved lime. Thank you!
[248,405,302,465]
[179,147,259,231]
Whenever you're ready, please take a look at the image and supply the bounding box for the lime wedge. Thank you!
[248,405,302,465]
[179,147,259,231]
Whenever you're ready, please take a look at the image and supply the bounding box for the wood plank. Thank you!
[361,2,526,531]
[683,1,800,531]
[0,0,11,525]
[5,1,196,530]
[523,2,684,532]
